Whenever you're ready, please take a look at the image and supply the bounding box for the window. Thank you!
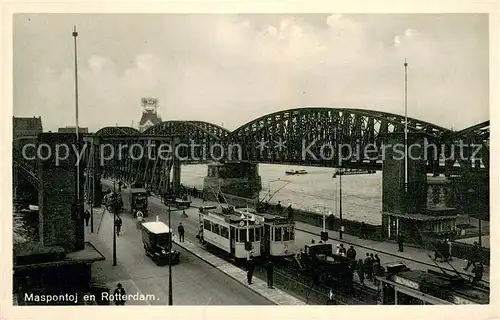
[204,220,211,231]
[255,228,260,241]
[220,226,229,239]
[230,227,235,240]
[283,225,294,241]
[249,229,255,242]
[212,223,220,235]
[274,227,282,241]
[239,229,247,242]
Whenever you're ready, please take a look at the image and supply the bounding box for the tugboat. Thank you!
[285,169,308,175]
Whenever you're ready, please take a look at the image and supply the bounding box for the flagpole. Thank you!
[404,59,408,195]
[73,26,80,206]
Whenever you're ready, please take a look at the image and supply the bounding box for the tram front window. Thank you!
[274,227,282,241]
[239,229,246,242]
[249,229,255,242]
[255,228,260,241]
[283,226,294,241]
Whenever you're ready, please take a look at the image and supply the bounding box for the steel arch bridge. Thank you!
[12,107,489,204]
[93,107,489,169]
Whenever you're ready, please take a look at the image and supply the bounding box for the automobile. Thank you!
[141,220,180,266]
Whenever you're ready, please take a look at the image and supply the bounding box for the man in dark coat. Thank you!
[247,256,255,284]
[178,222,185,242]
[360,222,366,239]
[84,210,91,227]
[115,217,122,237]
[113,283,126,305]
[346,246,357,261]
[266,260,274,288]
[464,241,481,271]
[397,233,404,252]
[364,253,373,281]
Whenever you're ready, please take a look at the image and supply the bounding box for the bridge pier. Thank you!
[381,132,459,244]
[172,158,181,194]
[38,133,85,252]
[203,162,262,202]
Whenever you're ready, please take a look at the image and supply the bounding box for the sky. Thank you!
[13,13,489,132]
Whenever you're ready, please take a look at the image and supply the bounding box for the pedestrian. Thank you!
[397,233,404,252]
[136,211,144,229]
[346,246,357,261]
[464,241,480,271]
[339,244,347,256]
[311,239,315,244]
[335,244,341,255]
[287,205,294,220]
[276,201,282,215]
[115,217,122,237]
[84,210,91,227]
[471,261,484,285]
[360,221,366,239]
[356,259,365,285]
[364,253,373,281]
[374,254,380,265]
[266,260,274,289]
[328,213,335,230]
[447,238,452,261]
[246,256,255,284]
[178,222,185,242]
[113,283,126,306]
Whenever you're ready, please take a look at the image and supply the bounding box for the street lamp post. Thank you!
[113,178,117,266]
[168,201,173,305]
[339,168,343,240]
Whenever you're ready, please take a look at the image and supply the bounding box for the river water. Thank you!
[181,164,382,225]
[13,163,382,244]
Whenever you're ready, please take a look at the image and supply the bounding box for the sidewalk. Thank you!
[187,197,490,284]
[170,235,306,305]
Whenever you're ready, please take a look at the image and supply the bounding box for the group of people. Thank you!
[245,254,275,289]
[332,242,384,285]
[433,238,453,262]
[356,253,384,285]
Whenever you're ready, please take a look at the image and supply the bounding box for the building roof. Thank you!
[381,212,457,221]
[13,117,43,132]
[139,111,162,126]
[57,127,89,133]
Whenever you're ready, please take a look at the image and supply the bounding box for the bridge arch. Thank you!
[95,126,140,136]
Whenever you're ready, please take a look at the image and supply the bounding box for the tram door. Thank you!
[262,224,271,257]
[230,226,236,255]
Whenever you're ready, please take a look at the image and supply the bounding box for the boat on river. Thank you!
[285,169,308,175]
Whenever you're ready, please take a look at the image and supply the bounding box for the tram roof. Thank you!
[142,221,171,234]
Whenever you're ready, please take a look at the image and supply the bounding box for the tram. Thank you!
[197,207,262,261]
[235,207,295,258]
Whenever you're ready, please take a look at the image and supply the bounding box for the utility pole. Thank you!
[168,202,173,305]
[404,59,409,196]
[72,25,82,225]
[113,168,117,266]
[339,167,343,239]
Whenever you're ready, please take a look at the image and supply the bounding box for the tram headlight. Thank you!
[162,250,166,254]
